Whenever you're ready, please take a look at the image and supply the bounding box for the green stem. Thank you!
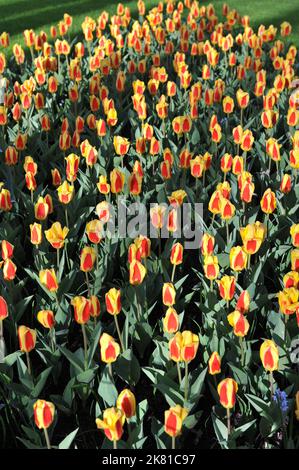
[114,314,125,352]
[26,351,32,376]
[44,428,51,449]
[227,408,231,437]
[172,436,176,449]
[171,263,176,283]
[177,361,182,385]
[81,324,88,369]
[184,361,189,402]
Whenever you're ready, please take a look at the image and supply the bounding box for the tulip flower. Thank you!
[217,378,238,435]
[96,201,110,223]
[1,240,14,260]
[169,330,199,400]
[260,339,279,398]
[229,246,247,272]
[240,222,266,263]
[89,295,100,319]
[291,249,299,271]
[100,333,120,366]
[97,175,110,195]
[277,288,299,316]
[37,310,55,329]
[290,225,299,248]
[0,296,8,339]
[260,188,276,214]
[201,233,215,256]
[39,269,59,293]
[203,255,219,287]
[110,168,125,194]
[33,399,55,449]
[236,290,250,314]
[164,405,188,448]
[260,339,279,372]
[80,246,96,275]
[2,258,17,281]
[34,196,49,221]
[217,275,236,304]
[18,325,36,375]
[129,259,147,286]
[170,242,183,282]
[163,307,179,334]
[227,310,250,338]
[116,389,136,420]
[208,351,221,375]
[45,222,69,268]
[162,282,176,306]
[96,407,125,448]
[30,223,42,246]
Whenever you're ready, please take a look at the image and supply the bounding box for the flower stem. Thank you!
[26,351,32,376]
[113,439,117,449]
[227,408,231,437]
[81,324,88,369]
[44,428,51,449]
[177,361,182,385]
[184,361,189,402]
[171,264,176,283]
[172,436,176,449]
[114,314,125,352]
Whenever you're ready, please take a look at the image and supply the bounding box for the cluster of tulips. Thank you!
[0,0,298,450]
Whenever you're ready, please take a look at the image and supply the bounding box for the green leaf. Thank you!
[58,428,79,449]
[114,349,140,386]
[59,346,84,373]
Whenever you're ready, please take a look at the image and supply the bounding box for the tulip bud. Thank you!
[201,233,215,256]
[33,399,55,430]
[86,219,103,244]
[169,331,199,362]
[30,223,42,245]
[229,246,247,272]
[80,246,96,272]
[170,242,183,265]
[260,188,276,214]
[99,333,120,363]
[3,259,17,281]
[105,288,121,315]
[203,255,219,280]
[208,351,221,375]
[280,174,291,194]
[34,196,49,220]
[236,290,250,314]
[37,310,55,329]
[218,378,238,409]
[18,325,36,352]
[164,405,188,437]
[117,389,136,419]
[39,269,59,292]
[71,296,91,324]
[260,339,279,371]
[89,295,101,318]
[227,310,250,337]
[217,275,236,301]
[0,296,8,320]
[163,307,179,334]
[162,282,176,306]
[1,240,14,260]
